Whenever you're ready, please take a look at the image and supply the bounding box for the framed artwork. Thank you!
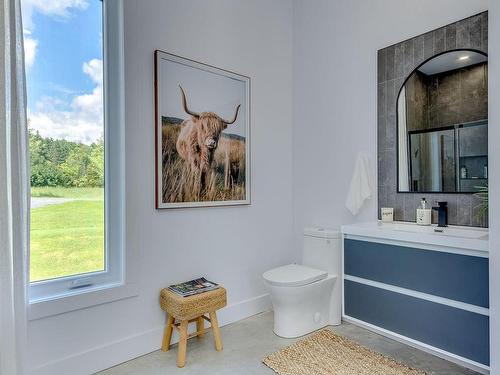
[154,51,250,208]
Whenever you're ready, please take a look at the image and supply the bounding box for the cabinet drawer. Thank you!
[344,239,489,307]
[344,280,490,365]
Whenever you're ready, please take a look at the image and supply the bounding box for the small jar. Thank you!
[381,207,394,222]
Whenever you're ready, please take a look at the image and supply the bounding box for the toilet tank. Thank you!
[302,227,341,275]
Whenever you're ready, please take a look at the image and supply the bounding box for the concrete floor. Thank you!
[98,311,480,375]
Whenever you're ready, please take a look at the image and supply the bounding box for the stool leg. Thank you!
[196,316,205,338]
[161,315,175,351]
[177,320,188,368]
[209,311,223,351]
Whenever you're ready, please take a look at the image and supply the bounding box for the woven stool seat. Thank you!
[160,287,227,321]
[159,286,227,368]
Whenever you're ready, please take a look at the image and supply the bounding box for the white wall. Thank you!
[26,1,500,374]
[488,1,499,373]
[27,1,294,374]
[292,0,488,239]
[292,0,498,373]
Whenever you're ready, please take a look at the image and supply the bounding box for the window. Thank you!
[23,0,125,303]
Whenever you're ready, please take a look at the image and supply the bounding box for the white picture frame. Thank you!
[154,51,251,208]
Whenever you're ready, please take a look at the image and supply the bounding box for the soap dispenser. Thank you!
[416,198,432,226]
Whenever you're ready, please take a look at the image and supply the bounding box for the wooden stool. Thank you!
[159,287,227,368]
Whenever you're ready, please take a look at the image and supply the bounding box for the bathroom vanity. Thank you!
[341,222,489,374]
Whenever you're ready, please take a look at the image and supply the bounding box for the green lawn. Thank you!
[30,187,104,282]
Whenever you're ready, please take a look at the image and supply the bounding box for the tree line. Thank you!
[29,130,104,187]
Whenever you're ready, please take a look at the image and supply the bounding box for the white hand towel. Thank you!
[345,152,372,216]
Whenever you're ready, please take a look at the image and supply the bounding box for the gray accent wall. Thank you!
[405,64,488,132]
[406,71,429,132]
[427,63,488,128]
[377,12,488,227]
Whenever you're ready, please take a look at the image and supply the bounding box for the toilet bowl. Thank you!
[263,228,341,338]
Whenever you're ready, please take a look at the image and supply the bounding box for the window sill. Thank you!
[28,282,139,321]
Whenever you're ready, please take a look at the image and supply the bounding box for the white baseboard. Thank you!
[30,294,271,375]
[343,315,490,375]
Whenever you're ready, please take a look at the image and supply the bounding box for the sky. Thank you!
[159,56,247,138]
[21,0,103,145]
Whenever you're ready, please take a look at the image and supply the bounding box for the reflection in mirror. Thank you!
[397,50,488,193]
[409,128,455,192]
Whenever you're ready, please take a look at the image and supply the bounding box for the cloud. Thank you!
[28,58,103,145]
[21,0,88,67]
[21,0,100,144]
[46,83,79,96]
[21,0,89,30]
[23,35,38,69]
[82,58,103,85]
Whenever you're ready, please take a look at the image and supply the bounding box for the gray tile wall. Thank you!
[377,11,488,227]
[427,63,488,128]
[405,64,488,132]
[405,72,428,132]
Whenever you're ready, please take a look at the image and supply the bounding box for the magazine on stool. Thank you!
[168,277,219,297]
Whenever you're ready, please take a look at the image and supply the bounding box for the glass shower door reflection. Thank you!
[409,129,456,192]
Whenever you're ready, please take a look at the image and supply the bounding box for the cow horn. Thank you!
[179,85,199,118]
[222,104,241,125]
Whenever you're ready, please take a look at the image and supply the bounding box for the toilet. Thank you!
[263,227,341,338]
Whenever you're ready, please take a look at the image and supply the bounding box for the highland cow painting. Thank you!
[154,51,250,208]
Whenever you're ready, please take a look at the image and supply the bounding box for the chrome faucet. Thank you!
[432,201,448,227]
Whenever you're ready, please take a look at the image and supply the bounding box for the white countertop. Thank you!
[341,221,489,254]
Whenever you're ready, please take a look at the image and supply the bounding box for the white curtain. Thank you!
[0,0,29,374]
[398,86,409,191]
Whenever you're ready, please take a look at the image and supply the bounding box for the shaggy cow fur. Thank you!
[176,86,240,197]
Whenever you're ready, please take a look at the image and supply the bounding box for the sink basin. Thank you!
[379,222,488,240]
[341,221,489,253]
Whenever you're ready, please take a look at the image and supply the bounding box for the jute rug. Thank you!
[263,329,427,375]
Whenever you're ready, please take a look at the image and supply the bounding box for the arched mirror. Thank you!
[397,50,488,193]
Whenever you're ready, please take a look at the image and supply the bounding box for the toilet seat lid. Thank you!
[263,264,327,287]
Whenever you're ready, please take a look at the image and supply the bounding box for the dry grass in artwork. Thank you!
[161,118,246,203]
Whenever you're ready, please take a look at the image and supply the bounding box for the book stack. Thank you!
[168,277,220,297]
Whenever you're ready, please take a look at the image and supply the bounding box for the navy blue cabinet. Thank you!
[343,239,490,367]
